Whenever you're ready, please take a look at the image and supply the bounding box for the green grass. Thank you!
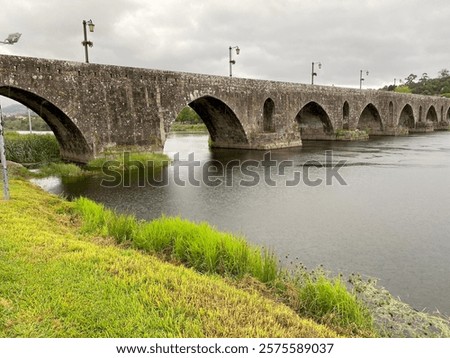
[335,129,369,140]
[37,162,85,177]
[170,123,208,133]
[4,132,60,164]
[0,180,338,338]
[74,199,278,283]
[72,197,374,335]
[295,273,374,334]
[87,152,169,171]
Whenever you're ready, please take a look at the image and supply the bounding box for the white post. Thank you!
[0,104,10,200]
[28,108,32,133]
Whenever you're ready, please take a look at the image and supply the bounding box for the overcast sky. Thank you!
[1,0,450,93]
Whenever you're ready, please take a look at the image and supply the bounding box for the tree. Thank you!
[175,107,201,124]
[438,69,450,78]
[404,74,417,85]
[420,73,429,82]
[394,85,412,94]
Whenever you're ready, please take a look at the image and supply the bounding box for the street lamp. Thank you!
[82,19,95,63]
[311,61,322,85]
[0,33,21,45]
[229,45,240,77]
[360,69,369,89]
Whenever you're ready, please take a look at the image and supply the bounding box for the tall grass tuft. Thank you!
[134,216,278,282]
[87,152,170,171]
[4,133,60,164]
[294,272,374,334]
[73,200,278,283]
[37,163,84,177]
[106,213,138,243]
[74,197,111,235]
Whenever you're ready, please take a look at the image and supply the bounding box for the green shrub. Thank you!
[175,107,201,124]
[4,133,59,164]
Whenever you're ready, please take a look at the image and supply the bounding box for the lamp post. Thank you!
[0,32,21,201]
[0,33,21,45]
[82,19,95,63]
[0,104,9,200]
[311,61,322,85]
[229,45,240,77]
[360,69,369,89]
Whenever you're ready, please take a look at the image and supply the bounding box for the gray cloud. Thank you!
[1,0,450,90]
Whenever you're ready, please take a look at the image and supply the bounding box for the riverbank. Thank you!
[2,171,450,337]
[0,179,339,338]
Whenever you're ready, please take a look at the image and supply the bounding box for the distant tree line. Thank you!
[2,116,51,131]
[381,69,450,97]
[175,107,202,124]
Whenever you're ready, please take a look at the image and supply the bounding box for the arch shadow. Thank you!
[188,95,248,146]
[295,101,333,140]
[426,105,438,123]
[398,104,415,129]
[342,101,350,130]
[263,98,275,132]
[357,103,383,134]
[0,86,92,162]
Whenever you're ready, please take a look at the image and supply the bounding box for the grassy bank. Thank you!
[2,132,170,179]
[87,152,170,171]
[73,199,374,336]
[0,180,339,338]
[3,165,450,338]
[170,123,208,133]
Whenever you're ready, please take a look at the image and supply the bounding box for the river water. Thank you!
[35,132,450,314]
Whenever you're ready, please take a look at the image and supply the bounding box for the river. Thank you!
[35,132,450,314]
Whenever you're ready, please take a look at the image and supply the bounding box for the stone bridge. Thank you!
[1,55,449,162]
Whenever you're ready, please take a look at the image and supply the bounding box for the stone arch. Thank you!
[342,101,350,130]
[295,101,333,140]
[398,104,415,129]
[388,101,394,124]
[263,98,275,132]
[188,95,248,146]
[357,103,383,134]
[0,85,92,162]
[426,105,438,123]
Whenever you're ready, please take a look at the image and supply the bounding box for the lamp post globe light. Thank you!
[311,61,322,85]
[360,69,369,89]
[82,19,95,63]
[229,45,240,77]
[0,33,21,45]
